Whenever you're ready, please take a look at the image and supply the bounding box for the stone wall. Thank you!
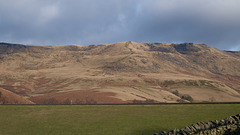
[154,114,240,135]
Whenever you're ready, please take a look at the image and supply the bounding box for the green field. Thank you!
[0,104,240,135]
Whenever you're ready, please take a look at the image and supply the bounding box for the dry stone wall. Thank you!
[154,114,240,135]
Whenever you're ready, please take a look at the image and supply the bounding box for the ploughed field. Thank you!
[0,104,240,135]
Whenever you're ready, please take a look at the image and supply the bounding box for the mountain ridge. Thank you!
[0,42,239,104]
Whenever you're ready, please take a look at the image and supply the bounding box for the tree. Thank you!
[133,99,142,104]
[64,98,72,105]
[76,98,84,104]
[181,94,193,102]
[0,91,2,104]
[45,98,58,104]
[209,97,216,102]
[172,90,179,96]
[85,97,97,104]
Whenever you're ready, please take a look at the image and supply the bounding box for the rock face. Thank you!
[154,114,240,135]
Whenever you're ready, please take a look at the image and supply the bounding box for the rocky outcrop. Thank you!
[154,114,240,135]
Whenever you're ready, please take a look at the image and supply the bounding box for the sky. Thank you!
[0,0,240,51]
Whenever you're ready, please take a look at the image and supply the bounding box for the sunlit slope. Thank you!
[0,42,239,104]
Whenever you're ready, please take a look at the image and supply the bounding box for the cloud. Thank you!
[0,0,239,50]
[38,4,59,25]
[129,0,240,50]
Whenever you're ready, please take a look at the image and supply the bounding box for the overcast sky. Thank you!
[0,0,240,50]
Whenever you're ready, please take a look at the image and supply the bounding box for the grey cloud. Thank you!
[0,0,240,50]
[128,0,240,50]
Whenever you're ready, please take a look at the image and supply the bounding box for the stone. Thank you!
[193,124,201,131]
[197,122,205,129]
[154,114,240,135]
[232,115,239,122]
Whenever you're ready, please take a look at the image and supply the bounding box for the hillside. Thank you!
[0,88,34,104]
[0,41,240,104]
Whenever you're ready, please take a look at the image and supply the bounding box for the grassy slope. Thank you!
[0,104,240,135]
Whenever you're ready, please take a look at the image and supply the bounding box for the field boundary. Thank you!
[154,114,240,135]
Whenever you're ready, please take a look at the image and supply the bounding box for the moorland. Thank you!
[0,41,240,104]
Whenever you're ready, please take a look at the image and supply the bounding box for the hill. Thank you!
[0,41,239,104]
[0,88,34,104]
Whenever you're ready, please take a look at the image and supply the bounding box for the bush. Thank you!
[85,97,97,104]
[75,98,84,104]
[171,90,194,102]
[181,94,193,102]
[64,98,72,104]
[44,98,58,104]
[209,97,216,102]
[172,90,179,96]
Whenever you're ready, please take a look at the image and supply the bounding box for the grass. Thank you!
[0,104,240,135]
